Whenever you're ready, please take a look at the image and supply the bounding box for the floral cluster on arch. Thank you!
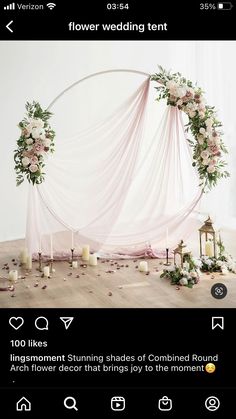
[151,67,229,191]
[14,102,55,185]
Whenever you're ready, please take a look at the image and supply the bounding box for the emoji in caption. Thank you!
[205,363,216,373]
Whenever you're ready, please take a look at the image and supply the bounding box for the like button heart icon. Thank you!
[9,317,24,330]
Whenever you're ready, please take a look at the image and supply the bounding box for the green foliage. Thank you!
[151,67,229,192]
[14,101,55,186]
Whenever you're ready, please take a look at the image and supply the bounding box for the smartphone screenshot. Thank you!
[0,0,235,417]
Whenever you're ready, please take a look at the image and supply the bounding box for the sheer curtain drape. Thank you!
[26,72,202,257]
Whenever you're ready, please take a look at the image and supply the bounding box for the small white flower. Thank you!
[43,138,51,147]
[199,127,206,135]
[25,138,33,145]
[179,278,188,285]
[22,157,30,167]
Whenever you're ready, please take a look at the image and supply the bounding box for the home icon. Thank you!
[16,397,31,412]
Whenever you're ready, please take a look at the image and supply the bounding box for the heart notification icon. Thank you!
[9,317,24,330]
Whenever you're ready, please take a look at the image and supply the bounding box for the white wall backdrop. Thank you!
[0,41,236,242]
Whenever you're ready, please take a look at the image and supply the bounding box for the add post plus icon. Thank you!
[60,317,74,330]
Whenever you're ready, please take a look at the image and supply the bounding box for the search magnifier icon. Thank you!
[64,396,78,411]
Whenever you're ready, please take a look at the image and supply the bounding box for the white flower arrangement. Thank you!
[14,102,55,185]
[151,67,229,191]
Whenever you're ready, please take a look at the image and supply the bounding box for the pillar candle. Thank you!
[9,270,18,282]
[165,228,169,249]
[183,261,189,271]
[71,231,74,249]
[26,255,32,270]
[139,261,148,272]
[20,247,28,264]
[72,261,78,269]
[43,266,50,277]
[50,234,53,260]
[205,240,213,257]
[39,236,42,253]
[82,245,90,261]
[89,254,98,266]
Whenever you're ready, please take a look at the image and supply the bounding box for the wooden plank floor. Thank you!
[0,239,235,308]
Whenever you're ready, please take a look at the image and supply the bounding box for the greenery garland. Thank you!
[14,102,55,185]
[151,66,229,191]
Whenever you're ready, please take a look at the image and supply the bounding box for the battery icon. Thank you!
[217,2,233,9]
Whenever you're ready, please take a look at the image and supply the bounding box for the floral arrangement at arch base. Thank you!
[14,102,55,185]
[151,66,229,192]
[199,236,236,274]
[160,255,200,289]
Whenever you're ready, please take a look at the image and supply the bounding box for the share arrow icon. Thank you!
[60,317,74,330]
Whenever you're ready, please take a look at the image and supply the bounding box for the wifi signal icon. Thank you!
[47,2,56,9]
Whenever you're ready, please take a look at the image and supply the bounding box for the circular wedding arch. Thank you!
[47,69,151,110]
[26,68,206,256]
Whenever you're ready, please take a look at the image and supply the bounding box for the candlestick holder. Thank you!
[70,248,75,267]
[37,252,42,272]
[49,258,54,274]
[164,248,171,266]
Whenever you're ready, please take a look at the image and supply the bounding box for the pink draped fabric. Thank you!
[26,75,202,260]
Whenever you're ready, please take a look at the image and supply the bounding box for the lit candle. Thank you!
[166,228,169,249]
[89,254,98,266]
[50,234,53,260]
[26,255,32,270]
[183,261,189,271]
[82,245,90,261]
[9,270,18,282]
[139,261,148,272]
[20,247,28,264]
[205,240,213,257]
[43,266,50,277]
[71,230,74,249]
[72,261,78,269]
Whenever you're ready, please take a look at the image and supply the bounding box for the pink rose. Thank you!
[30,156,38,164]
[207,165,216,173]
[210,145,220,155]
[29,164,38,173]
[201,150,209,160]
[33,140,44,155]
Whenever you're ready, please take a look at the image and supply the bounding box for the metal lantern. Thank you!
[173,240,191,268]
[199,216,216,258]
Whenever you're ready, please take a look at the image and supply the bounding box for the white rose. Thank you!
[176,86,187,98]
[201,150,209,159]
[31,118,44,129]
[39,130,46,141]
[31,127,41,139]
[206,117,213,127]
[179,278,188,285]
[43,138,51,147]
[199,127,206,135]
[22,157,30,167]
[202,158,210,166]
[199,111,206,119]
[166,80,178,90]
[26,138,33,145]
[188,110,196,118]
